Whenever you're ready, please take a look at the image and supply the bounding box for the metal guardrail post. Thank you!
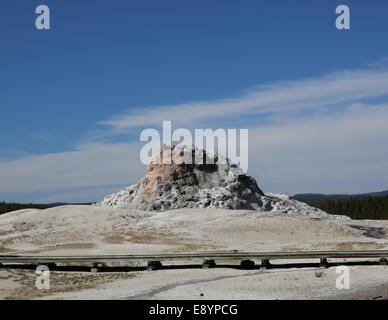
[240,259,255,269]
[147,261,162,270]
[319,257,329,268]
[260,259,271,269]
[202,259,216,269]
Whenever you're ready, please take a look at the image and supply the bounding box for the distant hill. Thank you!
[292,190,388,206]
[0,201,93,215]
[46,202,93,206]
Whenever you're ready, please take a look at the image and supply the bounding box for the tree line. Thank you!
[2,197,388,220]
[0,202,52,215]
[315,195,388,220]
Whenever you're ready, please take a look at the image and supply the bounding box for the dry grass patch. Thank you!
[53,242,96,250]
[14,223,36,233]
[0,230,13,236]
[0,247,13,253]
[103,234,128,244]
[310,241,386,251]
[21,242,96,254]
[124,226,180,244]
[334,241,386,251]
[4,269,137,300]
[281,246,303,252]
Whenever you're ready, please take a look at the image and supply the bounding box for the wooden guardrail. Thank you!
[1,250,388,268]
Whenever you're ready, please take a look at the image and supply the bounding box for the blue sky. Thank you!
[1,0,388,202]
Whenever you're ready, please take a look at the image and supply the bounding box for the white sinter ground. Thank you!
[1,145,387,299]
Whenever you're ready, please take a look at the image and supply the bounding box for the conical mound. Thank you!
[95,145,349,219]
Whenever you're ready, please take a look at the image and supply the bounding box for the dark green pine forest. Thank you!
[1,196,388,219]
[315,196,388,220]
[0,201,52,215]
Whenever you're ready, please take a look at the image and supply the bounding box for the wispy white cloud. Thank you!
[0,143,144,193]
[248,103,388,194]
[98,67,388,130]
[1,65,388,200]
[35,186,126,203]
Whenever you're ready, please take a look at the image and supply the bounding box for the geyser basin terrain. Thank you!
[95,145,346,218]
